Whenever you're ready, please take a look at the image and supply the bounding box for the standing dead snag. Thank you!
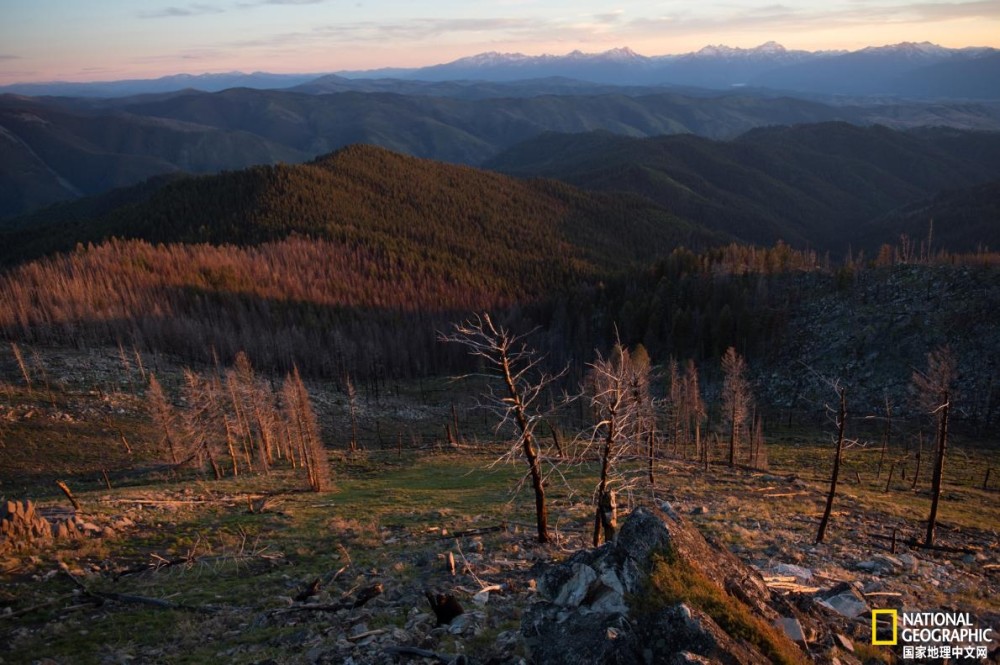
[586,343,650,546]
[440,313,563,544]
[282,366,331,492]
[345,374,359,454]
[816,387,847,544]
[721,347,752,468]
[147,374,180,464]
[912,346,956,547]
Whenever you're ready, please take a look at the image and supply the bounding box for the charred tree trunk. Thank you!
[501,356,549,544]
[816,388,847,544]
[925,391,949,547]
[647,427,656,487]
[593,411,616,547]
[549,422,564,459]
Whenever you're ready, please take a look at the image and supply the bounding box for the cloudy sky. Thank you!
[1,0,998,83]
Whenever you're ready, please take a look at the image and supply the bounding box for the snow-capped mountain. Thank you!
[3,42,996,99]
[857,41,953,60]
[380,42,998,98]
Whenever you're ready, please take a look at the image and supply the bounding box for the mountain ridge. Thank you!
[486,124,1000,252]
[0,143,722,268]
[5,87,1000,218]
[3,41,997,99]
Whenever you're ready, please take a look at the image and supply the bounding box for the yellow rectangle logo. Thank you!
[872,609,898,645]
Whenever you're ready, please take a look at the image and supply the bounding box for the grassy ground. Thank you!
[1,352,999,664]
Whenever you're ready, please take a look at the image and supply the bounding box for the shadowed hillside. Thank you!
[486,124,1000,251]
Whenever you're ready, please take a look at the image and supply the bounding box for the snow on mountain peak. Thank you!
[450,51,532,66]
[755,41,786,54]
[860,42,950,58]
[692,42,791,59]
[603,46,643,61]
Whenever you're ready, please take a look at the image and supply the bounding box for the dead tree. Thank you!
[816,387,847,544]
[147,374,180,464]
[684,360,706,467]
[587,344,652,547]
[346,374,359,453]
[876,396,893,480]
[440,313,563,544]
[282,366,330,492]
[912,347,956,547]
[10,342,32,391]
[721,347,752,468]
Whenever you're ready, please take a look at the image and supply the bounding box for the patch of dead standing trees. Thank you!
[146,351,330,492]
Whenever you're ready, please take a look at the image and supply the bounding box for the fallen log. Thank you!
[439,523,507,539]
[904,539,978,555]
[383,646,457,664]
[63,571,219,613]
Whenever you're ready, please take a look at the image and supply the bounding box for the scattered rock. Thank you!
[817,584,869,619]
[834,633,855,653]
[898,554,919,573]
[772,563,813,581]
[522,506,792,665]
[774,616,807,644]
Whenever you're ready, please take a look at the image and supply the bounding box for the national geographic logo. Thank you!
[872,609,993,660]
[872,609,898,646]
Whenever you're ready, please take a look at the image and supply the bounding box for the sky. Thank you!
[1,0,999,84]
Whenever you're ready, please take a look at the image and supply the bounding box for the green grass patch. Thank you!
[645,548,807,665]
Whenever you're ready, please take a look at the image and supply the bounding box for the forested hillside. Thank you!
[860,179,1000,251]
[0,95,304,217]
[0,145,719,378]
[487,124,1000,252]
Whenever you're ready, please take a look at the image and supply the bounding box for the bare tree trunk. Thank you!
[11,342,32,391]
[647,428,655,487]
[876,398,892,480]
[347,376,359,454]
[500,355,549,544]
[925,391,949,547]
[549,422,564,459]
[451,403,461,444]
[593,411,616,547]
[728,400,738,467]
[223,417,240,476]
[816,388,847,544]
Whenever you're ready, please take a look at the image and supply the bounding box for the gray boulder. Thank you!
[522,505,794,665]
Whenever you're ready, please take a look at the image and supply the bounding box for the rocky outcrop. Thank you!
[522,503,799,665]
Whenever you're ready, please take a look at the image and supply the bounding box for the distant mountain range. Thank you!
[324,41,1000,100]
[4,86,1000,219]
[3,42,998,100]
